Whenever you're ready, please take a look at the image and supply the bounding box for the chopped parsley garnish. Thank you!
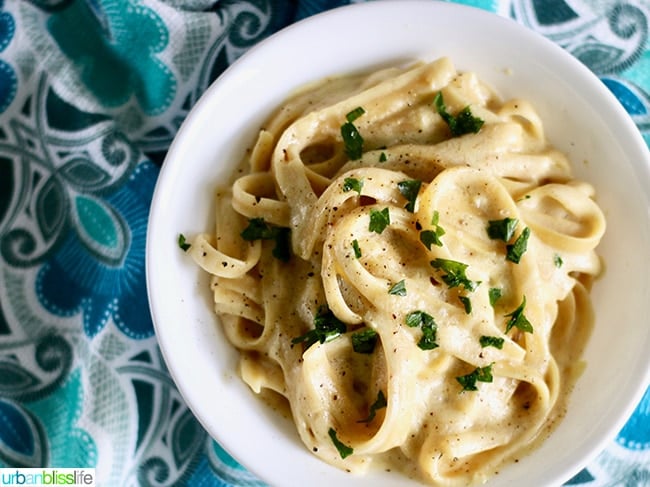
[504,296,533,333]
[420,230,442,249]
[430,258,480,292]
[487,217,519,242]
[343,177,363,195]
[271,227,291,261]
[434,92,484,137]
[486,218,530,264]
[379,152,387,162]
[405,310,433,329]
[352,239,362,258]
[488,287,502,307]
[346,106,365,122]
[178,233,191,251]
[240,217,275,240]
[351,328,378,354]
[328,428,354,459]
[388,279,407,296]
[506,227,531,263]
[420,211,446,249]
[341,107,365,160]
[397,179,422,212]
[240,217,291,262]
[459,296,472,314]
[358,390,387,423]
[369,207,390,234]
[456,363,494,391]
[292,306,346,349]
[405,311,439,350]
[480,335,505,349]
[554,253,564,268]
[417,324,438,350]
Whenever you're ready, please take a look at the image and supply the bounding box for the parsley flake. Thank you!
[346,106,365,122]
[397,179,422,212]
[420,230,442,249]
[430,258,480,292]
[480,335,505,349]
[457,363,494,391]
[240,217,275,240]
[341,107,365,160]
[271,227,291,261]
[487,217,519,242]
[352,239,362,258]
[459,296,472,314]
[178,233,191,252]
[241,218,291,262]
[434,92,484,137]
[292,306,346,349]
[358,390,387,423]
[488,288,502,307]
[554,253,564,268]
[506,227,531,263]
[351,328,378,354]
[420,211,446,249]
[388,279,407,296]
[328,428,354,459]
[343,177,363,195]
[379,152,387,162]
[369,207,390,234]
[504,296,533,333]
[405,311,439,350]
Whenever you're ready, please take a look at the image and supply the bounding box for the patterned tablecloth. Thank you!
[0,0,648,485]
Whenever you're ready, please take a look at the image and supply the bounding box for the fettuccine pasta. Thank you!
[187,57,605,486]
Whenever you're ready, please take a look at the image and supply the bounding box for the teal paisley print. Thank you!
[0,1,647,486]
[0,0,17,113]
[27,369,98,469]
[0,333,91,468]
[47,0,176,115]
[35,161,156,339]
[511,0,650,146]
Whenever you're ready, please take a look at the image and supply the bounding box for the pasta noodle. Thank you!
[188,57,606,486]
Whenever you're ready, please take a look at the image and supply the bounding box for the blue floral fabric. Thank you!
[0,0,647,485]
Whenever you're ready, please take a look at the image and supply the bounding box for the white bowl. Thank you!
[146,2,650,486]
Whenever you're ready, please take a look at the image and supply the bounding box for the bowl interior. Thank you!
[146,2,650,486]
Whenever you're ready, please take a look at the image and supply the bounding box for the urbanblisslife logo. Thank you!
[0,469,95,486]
